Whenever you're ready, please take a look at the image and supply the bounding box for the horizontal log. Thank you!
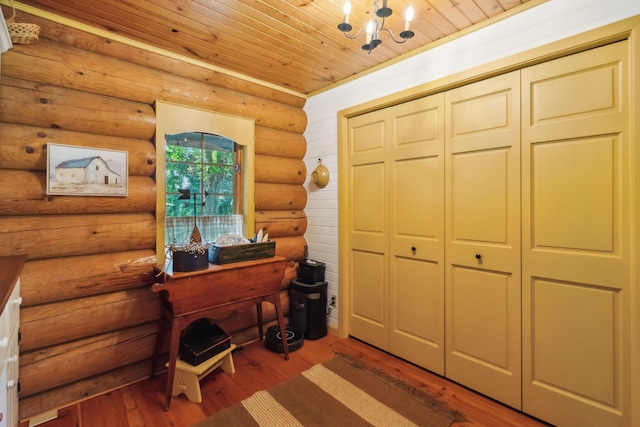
[20,290,290,399]
[0,171,156,216]
[282,260,299,286]
[152,291,290,358]
[3,41,307,133]
[255,126,307,159]
[150,316,290,380]
[255,183,307,210]
[20,250,157,306]
[273,235,307,261]
[21,12,305,109]
[255,154,306,185]
[212,297,289,355]
[20,288,160,352]
[1,11,312,420]
[156,292,290,346]
[0,122,155,175]
[19,318,291,419]
[0,78,156,140]
[19,359,152,420]
[255,210,307,238]
[150,262,295,340]
[20,322,158,397]
[21,267,294,353]
[20,267,295,416]
[0,212,156,260]
[232,318,285,345]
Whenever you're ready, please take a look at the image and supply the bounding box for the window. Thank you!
[165,132,240,217]
[164,132,244,245]
[155,101,255,262]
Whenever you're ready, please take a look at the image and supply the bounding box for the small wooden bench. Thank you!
[167,344,236,403]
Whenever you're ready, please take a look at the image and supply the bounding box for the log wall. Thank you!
[0,9,308,420]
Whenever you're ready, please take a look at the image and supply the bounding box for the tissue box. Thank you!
[298,259,326,284]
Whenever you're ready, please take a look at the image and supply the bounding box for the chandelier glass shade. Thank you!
[338,0,415,53]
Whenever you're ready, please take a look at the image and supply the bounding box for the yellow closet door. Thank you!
[444,71,522,409]
[521,41,631,427]
[347,109,390,350]
[389,95,445,374]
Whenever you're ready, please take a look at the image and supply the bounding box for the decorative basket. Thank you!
[5,0,40,45]
[6,16,39,45]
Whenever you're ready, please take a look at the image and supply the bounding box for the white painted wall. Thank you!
[303,0,640,330]
[0,11,11,53]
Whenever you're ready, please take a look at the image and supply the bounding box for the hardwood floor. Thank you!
[20,334,550,427]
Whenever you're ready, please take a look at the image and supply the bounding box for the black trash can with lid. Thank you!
[289,278,327,340]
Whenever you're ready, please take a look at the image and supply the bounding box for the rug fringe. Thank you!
[333,352,468,422]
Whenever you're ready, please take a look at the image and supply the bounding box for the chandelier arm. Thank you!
[378,27,410,44]
[341,26,366,40]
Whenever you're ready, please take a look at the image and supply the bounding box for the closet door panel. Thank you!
[352,163,385,237]
[450,267,511,365]
[348,110,390,349]
[521,41,630,427]
[390,257,441,364]
[350,249,386,343]
[523,42,626,142]
[389,158,443,371]
[350,162,387,348]
[349,112,387,161]
[445,71,521,409]
[393,157,439,251]
[389,96,445,373]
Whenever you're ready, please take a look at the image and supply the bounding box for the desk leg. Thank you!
[164,318,182,411]
[271,293,290,360]
[257,303,264,341]
[150,314,165,378]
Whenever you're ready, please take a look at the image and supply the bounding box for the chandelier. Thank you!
[338,0,415,53]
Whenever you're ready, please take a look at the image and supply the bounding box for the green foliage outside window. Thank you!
[165,132,237,218]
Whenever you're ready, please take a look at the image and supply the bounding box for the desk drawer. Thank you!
[157,258,287,315]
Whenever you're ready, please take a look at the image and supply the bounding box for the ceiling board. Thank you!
[7,0,541,96]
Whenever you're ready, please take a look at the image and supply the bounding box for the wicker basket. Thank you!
[6,16,39,45]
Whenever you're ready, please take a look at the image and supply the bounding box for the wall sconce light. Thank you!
[311,159,329,188]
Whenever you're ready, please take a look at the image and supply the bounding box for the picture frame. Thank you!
[46,143,128,197]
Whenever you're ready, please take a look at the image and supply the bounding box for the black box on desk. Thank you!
[297,259,325,284]
[180,319,231,366]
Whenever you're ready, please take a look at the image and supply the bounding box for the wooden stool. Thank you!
[166,344,236,403]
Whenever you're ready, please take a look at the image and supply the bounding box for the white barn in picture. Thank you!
[55,156,122,185]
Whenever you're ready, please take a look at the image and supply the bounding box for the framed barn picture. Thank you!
[46,143,128,196]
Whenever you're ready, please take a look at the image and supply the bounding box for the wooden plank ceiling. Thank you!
[13,0,536,96]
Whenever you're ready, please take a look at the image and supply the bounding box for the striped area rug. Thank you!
[194,354,466,427]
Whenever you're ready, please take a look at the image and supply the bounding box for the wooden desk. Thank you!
[150,256,289,410]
